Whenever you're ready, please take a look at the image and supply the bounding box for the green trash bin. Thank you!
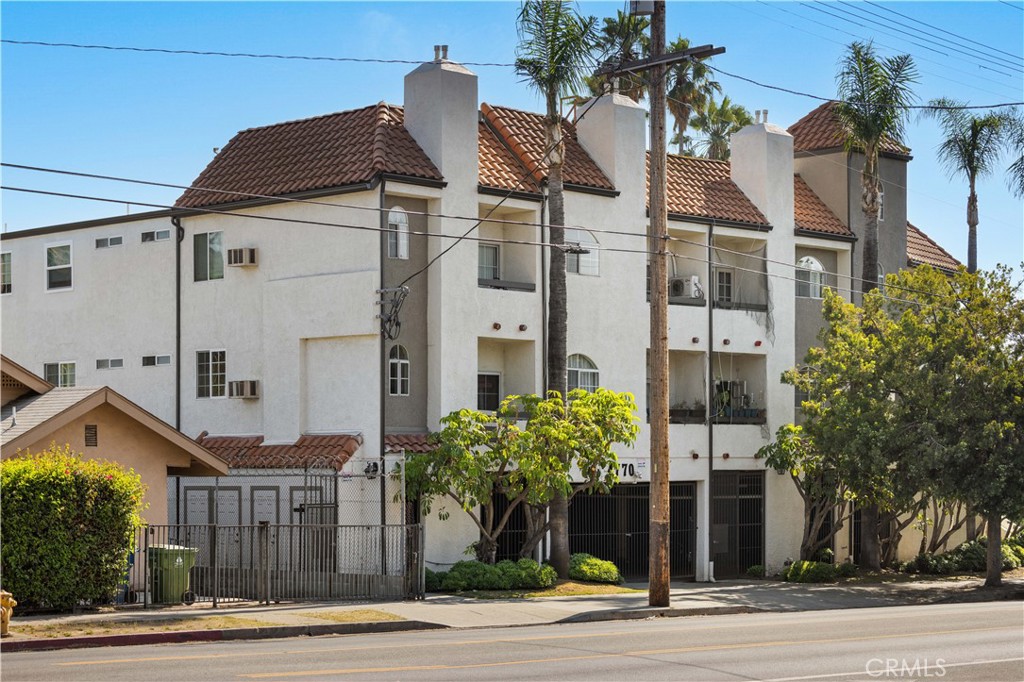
[148,545,198,604]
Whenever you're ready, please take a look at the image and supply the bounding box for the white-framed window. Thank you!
[194,232,224,282]
[143,354,172,367]
[878,189,885,222]
[96,358,125,370]
[796,256,825,299]
[478,243,500,281]
[142,229,171,243]
[713,267,733,304]
[877,263,886,293]
[46,242,73,290]
[565,228,600,276]
[196,350,226,398]
[44,361,76,387]
[95,236,123,249]
[1,252,11,294]
[567,354,599,392]
[387,209,409,260]
[477,372,500,411]
[388,345,410,396]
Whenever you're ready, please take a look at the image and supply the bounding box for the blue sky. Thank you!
[2,1,1022,271]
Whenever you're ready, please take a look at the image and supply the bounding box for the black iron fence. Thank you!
[126,523,424,606]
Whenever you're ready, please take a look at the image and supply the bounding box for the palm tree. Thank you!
[923,98,1011,273]
[583,10,649,102]
[689,96,754,161]
[1006,109,1024,199]
[833,40,917,573]
[515,0,597,579]
[666,37,721,154]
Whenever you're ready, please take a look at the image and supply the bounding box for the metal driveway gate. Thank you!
[569,482,697,580]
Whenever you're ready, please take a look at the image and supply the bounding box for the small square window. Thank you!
[143,354,172,367]
[97,358,124,370]
[142,229,171,243]
[95,236,123,248]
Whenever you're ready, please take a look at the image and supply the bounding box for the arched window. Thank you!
[388,345,410,396]
[564,228,600,276]
[567,354,599,392]
[387,209,409,260]
[877,263,886,292]
[795,256,825,298]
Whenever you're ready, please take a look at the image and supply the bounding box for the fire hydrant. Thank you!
[1,590,16,637]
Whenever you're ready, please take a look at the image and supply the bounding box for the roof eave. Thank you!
[667,213,773,232]
[794,227,858,243]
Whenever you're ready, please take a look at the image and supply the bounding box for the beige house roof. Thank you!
[1,355,54,397]
[1,384,228,475]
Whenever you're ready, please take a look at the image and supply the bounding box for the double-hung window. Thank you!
[478,244,500,281]
[388,345,410,396]
[194,232,224,282]
[713,267,733,305]
[387,209,409,260]
[196,350,226,398]
[1,252,10,294]
[477,373,500,411]
[795,256,825,299]
[46,243,72,290]
[44,361,76,387]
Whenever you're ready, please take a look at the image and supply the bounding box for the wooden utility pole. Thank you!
[647,0,671,608]
[596,4,723,608]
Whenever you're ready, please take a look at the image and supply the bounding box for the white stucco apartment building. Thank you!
[1,50,961,579]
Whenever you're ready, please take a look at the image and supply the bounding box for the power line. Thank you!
[0,39,516,67]
[863,0,1023,62]
[999,1,1024,11]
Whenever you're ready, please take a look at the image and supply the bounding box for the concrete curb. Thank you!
[559,605,764,623]
[0,619,447,653]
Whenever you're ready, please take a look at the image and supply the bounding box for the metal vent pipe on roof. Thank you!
[433,45,440,61]
[441,45,448,60]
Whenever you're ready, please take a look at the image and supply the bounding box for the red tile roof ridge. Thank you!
[664,152,730,167]
[481,103,547,184]
[233,102,397,135]
[371,102,392,173]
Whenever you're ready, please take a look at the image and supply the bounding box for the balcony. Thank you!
[477,208,538,294]
[711,235,769,313]
[478,277,535,292]
[709,353,767,425]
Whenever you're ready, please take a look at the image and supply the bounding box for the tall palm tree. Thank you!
[689,96,754,161]
[583,10,649,102]
[923,98,1011,274]
[1006,109,1024,199]
[833,40,916,573]
[515,0,597,579]
[666,37,721,154]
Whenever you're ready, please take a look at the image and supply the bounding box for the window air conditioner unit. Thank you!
[228,380,260,399]
[668,277,687,299]
[227,247,258,267]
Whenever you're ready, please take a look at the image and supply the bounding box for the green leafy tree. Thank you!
[666,37,721,154]
[515,0,598,577]
[689,96,754,161]
[922,98,1012,273]
[833,41,917,570]
[406,390,639,564]
[757,425,853,561]
[883,265,1024,586]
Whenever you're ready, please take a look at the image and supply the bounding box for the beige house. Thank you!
[1,355,228,524]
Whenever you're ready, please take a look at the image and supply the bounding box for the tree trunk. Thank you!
[859,503,882,571]
[860,152,881,298]
[545,98,570,579]
[985,512,1002,587]
[966,180,978,274]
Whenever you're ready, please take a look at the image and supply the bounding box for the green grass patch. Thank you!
[304,609,405,623]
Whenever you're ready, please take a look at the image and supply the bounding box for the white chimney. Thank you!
[730,122,794,230]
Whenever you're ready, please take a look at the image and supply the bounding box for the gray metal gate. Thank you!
[711,471,765,578]
[129,522,424,605]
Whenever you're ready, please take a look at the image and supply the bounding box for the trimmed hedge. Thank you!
[900,537,1024,575]
[568,553,623,584]
[1,445,146,610]
[438,559,556,592]
[783,560,837,583]
[836,561,858,578]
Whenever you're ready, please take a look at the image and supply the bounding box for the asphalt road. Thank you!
[4,601,1022,682]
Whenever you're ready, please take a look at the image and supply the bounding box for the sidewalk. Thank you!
[3,577,1022,653]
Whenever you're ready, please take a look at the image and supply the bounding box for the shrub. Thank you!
[424,568,447,592]
[437,558,556,591]
[948,541,987,572]
[783,560,837,583]
[495,560,523,589]
[568,553,623,584]
[745,564,766,579]
[1,445,146,610]
[902,552,954,575]
[1001,544,1022,570]
[517,558,557,589]
[442,561,502,591]
[836,561,858,578]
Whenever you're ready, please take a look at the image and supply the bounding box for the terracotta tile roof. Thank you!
[907,222,961,272]
[793,175,852,238]
[660,154,769,227]
[788,101,909,156]
[478,120,541,194]
[176,104,442,208]
[481,103,614,191]
[197,433,363,471]
[384,433,435,454]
